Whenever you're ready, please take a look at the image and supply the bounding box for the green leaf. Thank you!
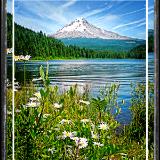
[40,65,45,81]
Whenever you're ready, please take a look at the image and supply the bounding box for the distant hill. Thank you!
[7,13,145,59]
[148,29,154,52]
[60,38,145,52]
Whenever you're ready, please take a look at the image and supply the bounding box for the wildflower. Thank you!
[48,148,55,154]
[43,114,50,119]
[26,102,40,108]
[34,92,41,99]
[80,119,90,124]
[15,109,21,113]
[53,103,62,109]
[79,100,90,105]
[91,123,95,130]
[62,131,75,139]
[29,97,38,102]
[93,142,104,147]
[60,119,71,124]
[73,137,88,149]
[91,131,99,139]
[99,123,109,130]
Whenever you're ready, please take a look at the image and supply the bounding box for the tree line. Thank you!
[7,13,146,59]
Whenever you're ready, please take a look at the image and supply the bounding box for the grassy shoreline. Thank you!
[7,65,154,159]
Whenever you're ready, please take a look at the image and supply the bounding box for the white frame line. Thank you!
[12,0,15,159]
[146,0,149,159]
[11,0,149,160]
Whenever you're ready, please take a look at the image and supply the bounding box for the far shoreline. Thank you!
[7,53,154,62]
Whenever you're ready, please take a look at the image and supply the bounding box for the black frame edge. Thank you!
[154,0,160,159]
[0,0,7,159]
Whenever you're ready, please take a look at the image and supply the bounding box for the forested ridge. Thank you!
[148,29,154,52]
[7,13,145,59]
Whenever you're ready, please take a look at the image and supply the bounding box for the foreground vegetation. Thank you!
[7,13,145,59]
[7,65,154,159]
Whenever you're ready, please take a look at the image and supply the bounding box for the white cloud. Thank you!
[81,2,115,19]
[120,8,145,16]
[118,21,145,32]
[14,1,76,25]
[82,7,107,18]
[113,19,145,30]
[62,0,76,9]
[101,14,118,21]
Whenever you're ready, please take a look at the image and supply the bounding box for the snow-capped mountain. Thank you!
[50,17,131,40]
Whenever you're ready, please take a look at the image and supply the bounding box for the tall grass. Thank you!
[7,65,154,159]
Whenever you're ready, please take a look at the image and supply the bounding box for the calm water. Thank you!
[8,53,154,124]
[61,38,145,51]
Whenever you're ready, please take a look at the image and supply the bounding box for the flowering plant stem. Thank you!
[75,146,79,160]
[23,60,27,103]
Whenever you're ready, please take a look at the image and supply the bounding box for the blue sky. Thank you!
[7,0,154,40]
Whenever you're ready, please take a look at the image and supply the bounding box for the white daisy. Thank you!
[99,123,109,130]
[73,137,88,149]
[93,142,104,147]
[29,97,38,102]
[53,103,62,109]
[62,131,75,139]
[77,138,88,149]
[60,119,72,124]
[26,102,40,108]
[80,119,90,124]
[79,100,90,105]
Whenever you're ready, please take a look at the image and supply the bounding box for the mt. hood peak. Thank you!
[50,18,130,40]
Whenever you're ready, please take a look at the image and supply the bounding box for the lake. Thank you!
[7,53,154,124]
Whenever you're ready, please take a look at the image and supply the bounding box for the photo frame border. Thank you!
[0,0,7,160]
[0,0,160,159]
[154,0,160,159]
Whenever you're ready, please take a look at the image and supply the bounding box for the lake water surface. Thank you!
[8,53,154,124]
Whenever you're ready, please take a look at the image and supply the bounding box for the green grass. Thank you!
[7,65,154,159]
